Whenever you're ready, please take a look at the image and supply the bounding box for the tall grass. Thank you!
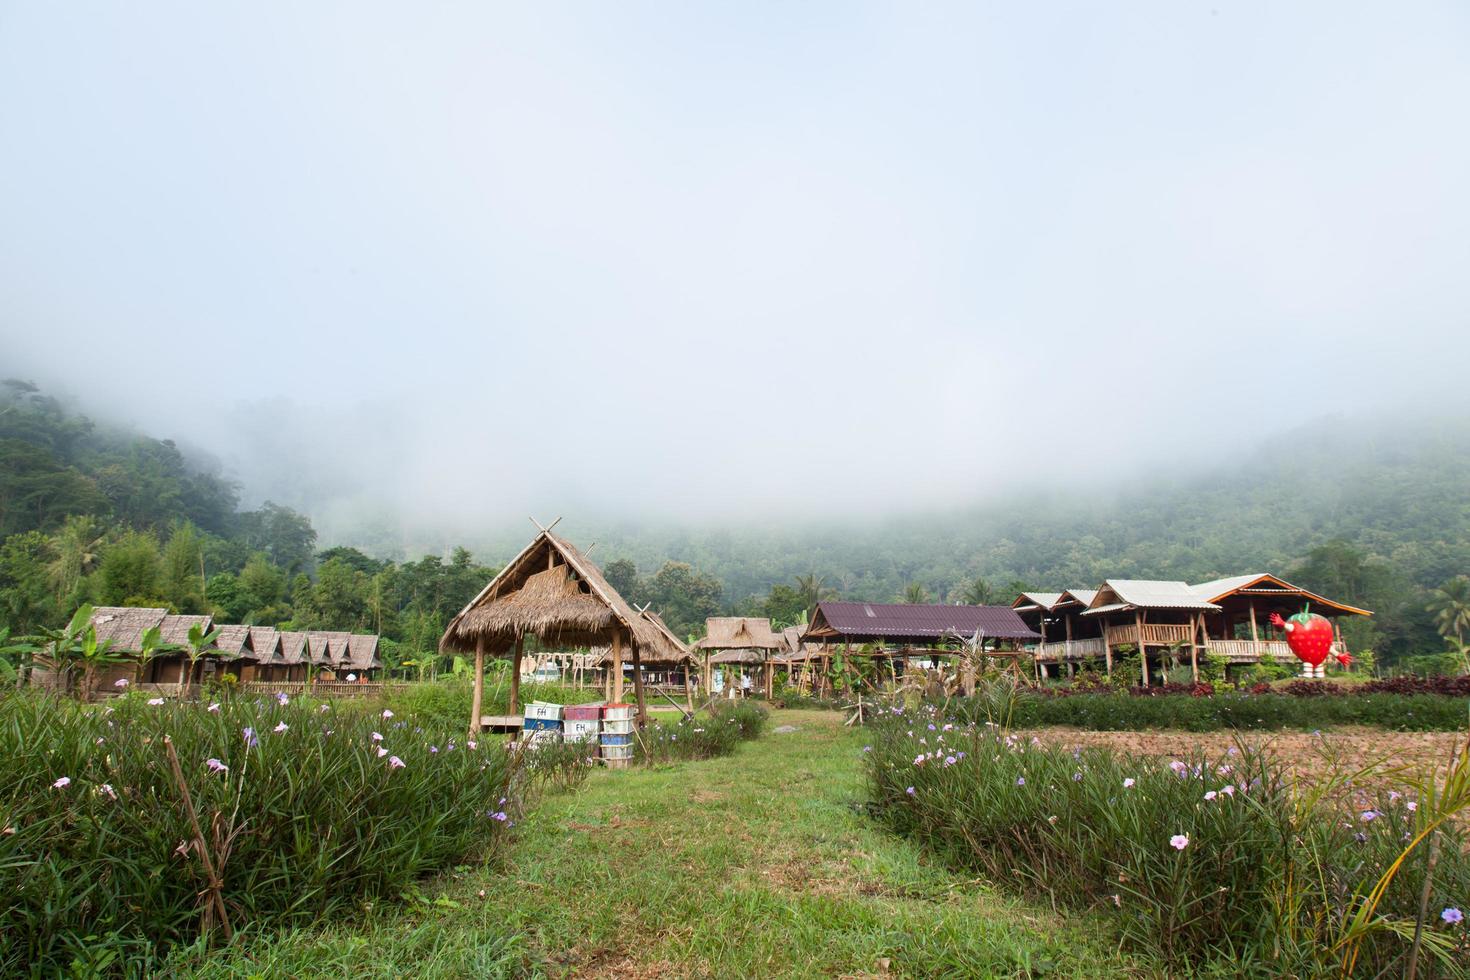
[865,701,1470,975]
[0,690,528,976]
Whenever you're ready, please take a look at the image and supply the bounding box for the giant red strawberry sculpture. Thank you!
[1269,608,1335,672]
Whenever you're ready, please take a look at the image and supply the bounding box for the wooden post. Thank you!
[469,636,485,739]
[509,634,524,715]
[1249,603,1261,658]
[1103,623,1113,676]
[1135,611,1147,687]
[612,631,625,703]
[684,662,694,713]
[629,636,648,729]
[1190,613,1200,684]
[764,658,773,699]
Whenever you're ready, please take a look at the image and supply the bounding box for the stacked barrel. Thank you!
[599,703,634,767]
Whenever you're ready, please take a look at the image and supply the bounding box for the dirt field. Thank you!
[1021,726,1467,799]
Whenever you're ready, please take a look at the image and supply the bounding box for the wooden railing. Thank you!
[1036,637,1108,661]
[242,681,401,698]
[1104,623,1195,647]
[1204,639,1292,662]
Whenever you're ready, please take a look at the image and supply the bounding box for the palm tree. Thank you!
[46,516,104,605]
[902,582,930,604]
[960,576,996,605]
[793,573,837,619]
[1428,576,1470,647]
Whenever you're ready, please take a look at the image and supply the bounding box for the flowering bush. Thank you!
[636,702,767,765]
[865,704,1470,974]
[0,691,532,975]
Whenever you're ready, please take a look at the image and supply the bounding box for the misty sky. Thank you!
[3,3,1469,543]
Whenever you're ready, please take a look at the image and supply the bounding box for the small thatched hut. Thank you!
[441,528,664,734]
[695,617,785,698]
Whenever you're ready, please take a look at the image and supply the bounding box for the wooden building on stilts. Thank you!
[1013,574,1371,684]
[440,524,666,738]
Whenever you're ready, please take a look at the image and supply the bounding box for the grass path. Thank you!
[179,710,1146,979]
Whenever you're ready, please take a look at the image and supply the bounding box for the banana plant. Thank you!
[30,605,97,696]
[131,625,174,686]
[177,623,223,694]
[75,626,128,703]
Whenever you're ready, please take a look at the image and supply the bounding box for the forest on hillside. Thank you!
[2,379,1468,669]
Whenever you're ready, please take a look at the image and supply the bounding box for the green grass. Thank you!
[172,710,1148,979]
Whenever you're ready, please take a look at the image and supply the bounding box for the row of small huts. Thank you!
[70,606,382,693]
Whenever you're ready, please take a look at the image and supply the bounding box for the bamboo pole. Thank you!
[630,636,648,729]
[469,636,485,739]
[509,634,524,715]
[164,736,233,943]
[1190,613,1201,683]
[1249,603,1261,659]
[612,631,625,703]
[1136,610,1148,687]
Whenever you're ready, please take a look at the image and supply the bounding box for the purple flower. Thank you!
[147,698,165,706]
[114,678,129,688]
[52,776,71,789]
[468,740,477,750]
[1442,907,1463,925]
[1123,778,1136,789]
[1407,801,1418,812]
[382,709,394,719]
[943,755,957,766]
[862,746,872,753]
[276,692,289,706]
[371,731,384,742]
[490,811,508,822]
[1170,834,1189,850]
[98,783,117,800]
[1360,810,1379,822]
[319,704,331,713]
[377,746,388,758]
[273,721,289,733]
[1073,772,1083,782]
[207,702,221,713]
[242,727,259,748]
[905,786,916,796]
[1016,777,1026,786]
[1204,791,1217,801]
[388,755,405,769]
[206,758,228,774]
[430,746,439,754]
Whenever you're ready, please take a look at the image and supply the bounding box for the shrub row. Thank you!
[958,690,1469,731]
[0,691,549,976]
[635,701,769,765]
[865,705,1470,975]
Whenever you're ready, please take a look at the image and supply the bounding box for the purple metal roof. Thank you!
[805,601,1041,643]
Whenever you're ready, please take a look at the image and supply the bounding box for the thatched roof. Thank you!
[637,610,694,665]
[694,617,784,652]
[709,648,766,664]
[87,607,216,654]
[440,531,663,656]
[278,631,309,664]
[215,624,254,660]
[307,631,352,664]
[248,626,281,664]
[345,634,381,670]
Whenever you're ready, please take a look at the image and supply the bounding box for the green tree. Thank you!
[959,576,996,605]
[97,531,165,606]
[604,559,640,601]
[901,582,930,604]
[646,561,722,638]
[161,520,206,612]
[303,558,371,631]
[45,515,103,607]
[1427,575,1470,647]
[761,584,805,628]
[793,573,836,619]
[0,531,56,633]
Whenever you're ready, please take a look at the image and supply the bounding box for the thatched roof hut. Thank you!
[694,617,785,653]
[441,531,661,655]
[345,634,382,672]
[636,610,694,665]
[441,528,664,730]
